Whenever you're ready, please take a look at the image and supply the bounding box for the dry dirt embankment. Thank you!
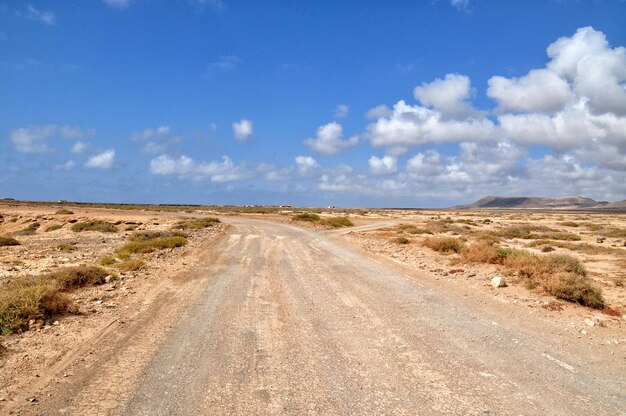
[5,215,624,415]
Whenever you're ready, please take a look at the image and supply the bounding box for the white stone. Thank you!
[491,275,507,288]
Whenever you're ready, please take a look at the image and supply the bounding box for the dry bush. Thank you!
[172,217,220,230]
[292,213,320,222]
[425,220,467,234]
[393,237,410,244]
[603,228,626,238]
[49,266,113,290]
[559,221,579,227]
[541,246,555,252]
[129,230,186,241]
[44,224,63,232]
[461,241,501,263]
[422,236,464,253]
[526,240,625,256]
[117,258,145,272]
[100,255,116,266]
[494,224,580,241]
[0,236,20,246]
[55,209,74,215]
[71,220,118,233]
[12,222,40,236]
[56,242,76,252]
[543,272,604,309]
[397,224,432,235]
[321,217,354,228]
[0,275,77,334]
[118,235,187,256]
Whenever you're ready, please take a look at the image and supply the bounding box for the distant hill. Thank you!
[453,196,625,210]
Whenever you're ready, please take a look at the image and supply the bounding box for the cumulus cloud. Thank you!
[102,0,131,8]
[366,105,393,119]
[232,119,253,142]
[85,150,116,170]
[334,104,349,119]
[488,69,573,113]
[304,122,358,155]
[10,125,93,153]
[366,100,495,155]
[414,73,484,120]
[150,155,252,182]
[369,155,397,176]
[295,156,320,177]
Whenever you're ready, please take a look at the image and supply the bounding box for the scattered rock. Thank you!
[584,318,595,327]
[27,396,37,403]
[596,237,605,243]
[491,275,507,288]
[467,272,477,278]
[104,275,113,284]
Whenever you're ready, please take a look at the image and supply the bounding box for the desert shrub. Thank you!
[461,241,501,263]
[541,246,555,252]
[0,277,74,334]
[559,221,579,227]
[100,255,116,266]
[293,212,321,222]
[55,209,74,215]
[393,237,410,244]
[118,235,187,256]
[321,217,354,228]
[544,254,587,276]
[71,220,118,233]
[172,217,220,230]
[12,222,40,236]
[45,224,63,232]
[526,240,624,255]
[422,236,464,253]
[129,230,186,241]
[425,220,467,234]
[543,272,604,309]
[56,242,76,252]
[603,228,626,238]
[48,266,113,290]
[117,258,145,272]
[0,236,20,246]
[398,224,431,234]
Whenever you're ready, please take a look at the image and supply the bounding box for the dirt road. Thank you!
[13,217,625,415]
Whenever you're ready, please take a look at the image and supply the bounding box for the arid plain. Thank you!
[1,202,624,415]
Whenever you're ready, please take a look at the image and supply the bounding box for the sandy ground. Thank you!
[1,205,625,414]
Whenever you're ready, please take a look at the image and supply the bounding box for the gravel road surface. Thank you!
[17,217,626,415]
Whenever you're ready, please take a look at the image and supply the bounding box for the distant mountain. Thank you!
[453,195,624,210]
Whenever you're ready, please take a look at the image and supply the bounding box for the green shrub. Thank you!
[71,220,118,233]
[99,255,116,266]
[118,235,187,256]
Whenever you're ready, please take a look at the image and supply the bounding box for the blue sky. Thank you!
[1,0,625,207]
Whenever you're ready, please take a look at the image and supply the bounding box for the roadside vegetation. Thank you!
[117,231,187,257]
[172,217,220,230]
[0,266,115,334]
[292,212,320,222]
[321,216,354,228]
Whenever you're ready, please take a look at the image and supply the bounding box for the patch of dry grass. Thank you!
[117,231,188,257]
[11,222,41,236]
[71,220,118,233]
[525,240,625,256]
[44,224,63,232]
[321,217,354,228]
[292,212,320,222]
[393,237,410,244]
[172,217,220,230]
[55,209,74,215]
[422,236,464,253]
[0,236,20,246]
[117,258,145,272]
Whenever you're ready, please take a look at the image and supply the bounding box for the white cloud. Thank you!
[413,73,483,120]
[451,0,469,10]
[488,69,572,113]
[150,155,252,182]
[54,160,75,171]
[334,104,349,119]
[10,125,56,153]
[368,155,397,176]
[304,122,358,155]
[366,100,495,155]
[366,105,393,119]
[130,125,170,141]
[140,141,167,154]
[102,0,131,8]
[295,156,320,177]
[23,5,56,25]
[232,119,253,142]
[71,141,89,154]
[85,150,116,170]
